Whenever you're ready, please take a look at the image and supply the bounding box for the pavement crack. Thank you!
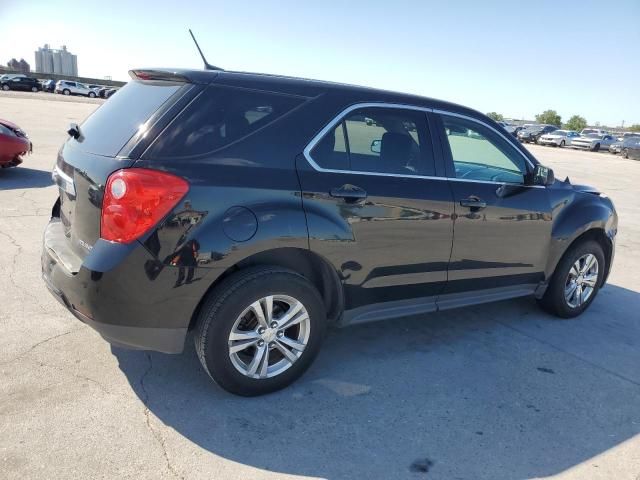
[140,353,184,480]
[0,228,48,314]
[0,328,83,366]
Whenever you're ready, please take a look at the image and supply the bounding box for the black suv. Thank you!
[518,124,557,143]
[43,69,617,396]
[1,76,42,92]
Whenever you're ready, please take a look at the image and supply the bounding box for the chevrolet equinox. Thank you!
[42,68,617,396]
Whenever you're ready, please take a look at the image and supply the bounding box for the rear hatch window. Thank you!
[73,80,184,156]
[143,85,305,158]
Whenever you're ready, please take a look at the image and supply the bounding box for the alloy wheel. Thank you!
[564,254,598,308]
[228,295,311,379]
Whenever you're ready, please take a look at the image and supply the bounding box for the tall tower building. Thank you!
[34,44,78,76]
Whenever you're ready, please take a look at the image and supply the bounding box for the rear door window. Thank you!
[310,107,435,176]
[73,80,183,156]
[144,86,305,158]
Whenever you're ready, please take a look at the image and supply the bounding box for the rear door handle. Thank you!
[330,184,367,203]
[460,196,487,209]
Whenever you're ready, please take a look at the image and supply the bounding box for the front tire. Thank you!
[538,240,605,318]
[88,91,96,98]
[63,89,70,95]
[195,266,327,396]
[592,143,600,152]
[1,84,9,91]
[622,148,629,159]
[560,140,565,147]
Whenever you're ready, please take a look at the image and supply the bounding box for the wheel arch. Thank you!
[546,227,613,290]
[545,190,617,285]
[188,247,344,331]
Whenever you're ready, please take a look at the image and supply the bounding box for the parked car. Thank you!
[42,67,617,396]
[97,87,110,98]
[579,128,609,138]
[55,80,98,98]
[104,88,118,99]
[0,118,31,168]
[41,79,56,93]
[0,73,26,82]
[517,124,558,143]
[504,125,523,138]
[621,138,640,160]
[571,133,617,152]
[620,132,640,142]
[608,137,638,154]
[538,130,580,147]
[1,76,42,92]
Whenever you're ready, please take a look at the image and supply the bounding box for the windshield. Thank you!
[550,130,566,136]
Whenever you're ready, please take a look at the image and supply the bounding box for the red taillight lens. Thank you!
[101,168,189,243]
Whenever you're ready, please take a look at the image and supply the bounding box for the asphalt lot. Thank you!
[1,93,639,480]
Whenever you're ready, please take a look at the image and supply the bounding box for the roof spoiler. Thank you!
[128,70,192,82]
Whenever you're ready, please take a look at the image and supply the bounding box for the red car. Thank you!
[0,118,31,168]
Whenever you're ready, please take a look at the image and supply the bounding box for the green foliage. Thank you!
[535,110,562,127]
[564,115,588,132]
[629,124,640,132]
[486,112,504,122]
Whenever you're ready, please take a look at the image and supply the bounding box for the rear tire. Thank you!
[88,92,96,98]
[537,240,605,318]
[31,86,38,92]
[194,266,327,396]
[1,84,9,91]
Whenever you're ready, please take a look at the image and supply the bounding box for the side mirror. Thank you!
[533,164,555,186]
[370,139,381,154]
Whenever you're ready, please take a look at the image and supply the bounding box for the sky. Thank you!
[1,0,638,127]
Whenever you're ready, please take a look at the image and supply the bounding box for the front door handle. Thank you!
[460,196,487,210]
[330,184,367,203]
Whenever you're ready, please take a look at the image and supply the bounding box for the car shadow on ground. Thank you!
[0,166,52,190]
[113,284,640,479]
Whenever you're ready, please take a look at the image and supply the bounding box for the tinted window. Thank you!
[309,122,349,170]
[146,86,304,158]
[311,107,434,176]
[442,115,527,184]
[74,80,183,156]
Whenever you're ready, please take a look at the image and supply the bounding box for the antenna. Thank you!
[189,29,223,71]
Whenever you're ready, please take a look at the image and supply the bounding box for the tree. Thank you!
[486,112,504,122]
[629,124,640,132]
[535,110,562,127]
[564,115,588,132]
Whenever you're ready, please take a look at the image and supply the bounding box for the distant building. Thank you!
[6,58,30,74]
[35,45,78,76]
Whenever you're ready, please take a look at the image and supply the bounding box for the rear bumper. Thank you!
[42,274,186,353]
[40,220,212,354]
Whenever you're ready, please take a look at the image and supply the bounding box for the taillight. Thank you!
[101,168,189,243]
